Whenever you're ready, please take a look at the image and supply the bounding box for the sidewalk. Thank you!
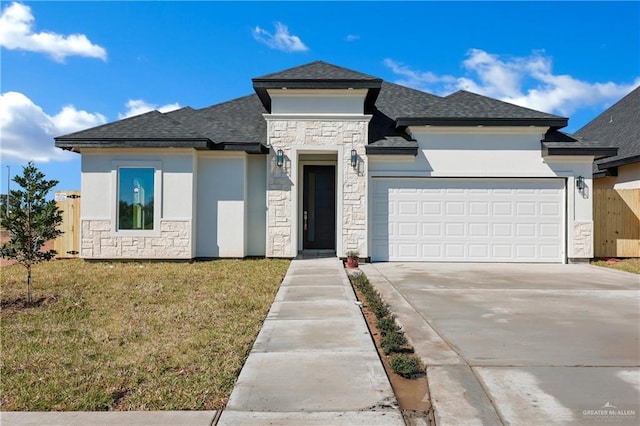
[217,257,404,425]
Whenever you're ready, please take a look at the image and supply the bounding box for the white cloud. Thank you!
[0,91,107,163]
[345,34,360,42]
[383,58,456,89]
[384,49,640,116]
[253,22,308,52]
[0,2,107,62]
[118,99,181,119]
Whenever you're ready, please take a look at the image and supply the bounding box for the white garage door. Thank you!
[371,178,565,262]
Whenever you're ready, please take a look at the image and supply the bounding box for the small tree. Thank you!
[1,162,63,304]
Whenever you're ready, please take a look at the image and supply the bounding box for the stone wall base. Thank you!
[80,220,191,259]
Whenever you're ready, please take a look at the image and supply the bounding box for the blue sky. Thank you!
[1,1,639,193]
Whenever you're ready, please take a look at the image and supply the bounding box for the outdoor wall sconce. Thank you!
[576,176,585,191]
[351,149,358,168]
[276,149,284,167]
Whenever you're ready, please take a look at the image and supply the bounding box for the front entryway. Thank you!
[303,165,336,249]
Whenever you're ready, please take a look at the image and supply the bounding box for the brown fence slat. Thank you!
[54,190,80,258]
[593,189,640,257]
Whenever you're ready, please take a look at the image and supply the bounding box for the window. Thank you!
[118,167,155,230]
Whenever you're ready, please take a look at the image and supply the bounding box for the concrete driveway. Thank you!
[361,263,640,425]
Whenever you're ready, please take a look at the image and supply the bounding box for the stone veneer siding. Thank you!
[571,221,594,258]
[267,119,369,257]
[81,220,191,258]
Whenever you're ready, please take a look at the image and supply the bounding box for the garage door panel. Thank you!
[493,202,514,216]
[470,202,489,215]
[371,178,564,263]
[516,223,536,237]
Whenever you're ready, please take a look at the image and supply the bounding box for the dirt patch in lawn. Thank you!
[350,272,435,426]
[1,294,58,311]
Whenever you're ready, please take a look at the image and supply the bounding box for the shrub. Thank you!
[369,297,390,319]
[390,354,424,378]
[376,317,399,335]
[381,330,407,355]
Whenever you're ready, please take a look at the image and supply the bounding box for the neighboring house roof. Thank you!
[55,60,586,157]
[573,86,640,176]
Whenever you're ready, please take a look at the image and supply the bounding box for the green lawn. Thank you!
[1,258,290,411]
[591,258,640,274]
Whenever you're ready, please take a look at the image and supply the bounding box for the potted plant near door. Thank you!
[346,250,359,268]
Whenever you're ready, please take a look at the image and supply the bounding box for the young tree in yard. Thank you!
[0,162,62,304]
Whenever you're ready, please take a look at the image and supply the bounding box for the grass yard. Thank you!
[1,258,290,411]
[591,258,640,274]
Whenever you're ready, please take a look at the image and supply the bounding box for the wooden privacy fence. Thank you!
[593,188,640,258]
[54,190,80,258]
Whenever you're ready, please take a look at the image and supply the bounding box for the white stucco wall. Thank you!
[369,127,596,261]
[268,89,367,115]
[195,153,247,258]
[79,148,194,259]
[246,155,267,256]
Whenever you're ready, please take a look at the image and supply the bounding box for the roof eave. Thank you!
[215,143,269,154]
[54,138,213,149]
[543,146,618,158]
[365,146,418,156]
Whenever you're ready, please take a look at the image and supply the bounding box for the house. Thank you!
[573,86,639,257]
[54,61,615,263]
[574,86,640,189]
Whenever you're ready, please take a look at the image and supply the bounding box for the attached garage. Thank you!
[371,178,566,263]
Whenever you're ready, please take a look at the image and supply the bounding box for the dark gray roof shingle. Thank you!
[166,95,267,144]
[56,110,206,141]
[254,60,381,82]
[574,86,640,172]
[395,90,567,127]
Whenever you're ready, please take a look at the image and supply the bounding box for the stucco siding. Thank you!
[246,155,267,256]
[195,153,246,258]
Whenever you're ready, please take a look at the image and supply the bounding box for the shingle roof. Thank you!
[55,61,580,155]
[254,61,381,82]
[55,110,211,149]
[395,90,567,127]
[573,86,640,173]
[165,95,267,144]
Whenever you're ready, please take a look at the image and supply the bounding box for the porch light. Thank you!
[576,176,585,191]
[276,149,284,167]
[350,149,358,168]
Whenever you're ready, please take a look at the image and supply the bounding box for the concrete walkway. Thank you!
[218,257,403,425]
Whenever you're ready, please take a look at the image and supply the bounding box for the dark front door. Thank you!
[303,165,336,249]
